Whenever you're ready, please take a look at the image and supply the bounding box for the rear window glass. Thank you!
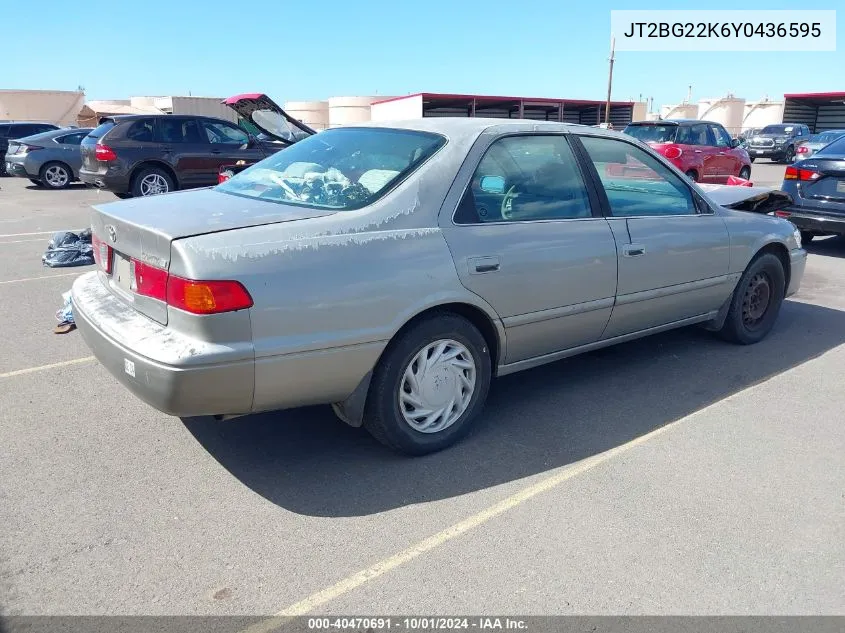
[216,127,446,211]
[86,121,115,140]
[812,131,845,144]
[816,136,845,157]
[623,124,678,144]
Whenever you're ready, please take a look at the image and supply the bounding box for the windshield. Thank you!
[760,125,792,135]
[623,124,678,144]
[216,127,446,210]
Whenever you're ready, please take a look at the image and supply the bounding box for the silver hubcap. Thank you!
[45,166,68,187]
[399,339,476,434]
[140,173,169,196]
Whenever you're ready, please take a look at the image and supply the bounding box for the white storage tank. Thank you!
[284,100,329,130]
[660,103,698,120]
[742,99,785,131]
[698,94,746,137]
[328,96,381,127]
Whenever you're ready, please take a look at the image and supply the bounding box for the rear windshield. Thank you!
[216,127,446,211]
[760,125,793,135]
[623,124,678,144]
[812,131,845,144]
[816,136,845,157]
[85,120,116,140]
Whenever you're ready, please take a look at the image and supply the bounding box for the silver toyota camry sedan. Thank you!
[72,118,807,455]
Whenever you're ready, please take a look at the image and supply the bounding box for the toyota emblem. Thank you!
[106,225,117,243]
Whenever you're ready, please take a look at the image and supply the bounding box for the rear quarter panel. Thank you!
[169,176,504,410]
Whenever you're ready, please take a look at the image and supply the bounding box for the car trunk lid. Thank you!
[222,93,317,144]
[90,188,336,324]
[792,158,845,209]
[80,118,116,173]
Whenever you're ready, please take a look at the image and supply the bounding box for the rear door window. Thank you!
[202,120,249,145]
[56,132,88,145]
[155,118,205,144]
[710,125,733,148]
[0,125,9,138]
[126,119,154,142]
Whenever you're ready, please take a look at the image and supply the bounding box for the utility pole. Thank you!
[604,34,616,126]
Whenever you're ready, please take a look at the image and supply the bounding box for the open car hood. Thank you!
[222,93,317,144]
[699,183,793,214]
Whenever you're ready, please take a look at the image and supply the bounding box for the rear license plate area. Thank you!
[112,252,134,293]
[836,181,845,193]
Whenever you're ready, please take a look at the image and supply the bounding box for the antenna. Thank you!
[686,84,692,103]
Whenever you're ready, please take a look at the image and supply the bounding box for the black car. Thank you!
[745,123,811,163]
[78,107,315,198]
[778,135,845,243]
[1,121,61,175]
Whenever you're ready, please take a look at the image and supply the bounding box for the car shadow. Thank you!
[806,235,845,259]
[24,183,91,191]
[181,299,845,518]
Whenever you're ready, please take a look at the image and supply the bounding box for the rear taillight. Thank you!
[218,169,233,184]
[796,146,810,154]
[127,259,253,314]
[95,144,117,161]
[663,146,683,159]
[19,144,43,154]
[775,210,792,218]
[784,166,821,181]
[91,234,113,273]
[167,276,253,314]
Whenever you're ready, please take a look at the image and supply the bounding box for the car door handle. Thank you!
[469,256,500,274]
[211,149,222,154]
[161,146,173,153]
[694,150,703,153]
[622,244,646,257]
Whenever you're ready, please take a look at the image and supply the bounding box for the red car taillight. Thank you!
[218,169,233,184]
[784,166,821,181]
[796,146,810,155]
[129,259,253,315]
[663,146,683,159]
[91,233,113,273]
[95,144,117,161]
[775,210,792,218]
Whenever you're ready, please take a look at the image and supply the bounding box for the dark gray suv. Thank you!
[745,123,811,163]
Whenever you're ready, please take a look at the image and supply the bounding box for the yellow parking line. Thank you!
[0,357,96,378]
[0,272,82,285]
[240,403,711,632]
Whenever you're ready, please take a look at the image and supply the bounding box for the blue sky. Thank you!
[4,0,842,108]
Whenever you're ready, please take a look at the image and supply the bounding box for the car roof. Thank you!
[627,119,723,126]
[0,121,58,126]
[20,127,94,141]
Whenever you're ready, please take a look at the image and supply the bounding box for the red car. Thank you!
[623,119,752,184]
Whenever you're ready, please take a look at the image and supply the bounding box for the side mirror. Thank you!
[731,138,740,148]
[479,175,506,194]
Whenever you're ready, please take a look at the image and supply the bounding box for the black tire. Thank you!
[363,313,492,455]
[799,231,815,244]
[113,192,133,200]
[130,166,175,197]
[738,166,751,180]
[28,178,43,186]
[718,253,786,345]
[39,162,72,189]
[685,169,698,182]
[783,146,795,164]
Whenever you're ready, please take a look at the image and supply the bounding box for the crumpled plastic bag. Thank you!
[42,229,94,268]
[56,291,74,324]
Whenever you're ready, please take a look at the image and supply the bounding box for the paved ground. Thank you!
[1,171,843,617]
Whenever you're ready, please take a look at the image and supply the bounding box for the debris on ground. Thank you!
[54,291,76,334]
[42,229,94,268]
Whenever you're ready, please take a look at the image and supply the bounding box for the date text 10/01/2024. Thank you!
[307,618,528,630]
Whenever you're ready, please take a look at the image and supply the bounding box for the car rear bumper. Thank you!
[4,154,38,178]
[79,169,131,193]
[747,148,784,159]
[784,208,845,236]
[787,248,807,298]
[72,271,255,417]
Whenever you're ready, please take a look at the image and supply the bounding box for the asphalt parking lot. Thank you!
[1,164,843,617]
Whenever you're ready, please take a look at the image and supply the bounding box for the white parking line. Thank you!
[0,357,96,378]
[0,231,60,238]
[0,238,52,244]
[0,272,82,285]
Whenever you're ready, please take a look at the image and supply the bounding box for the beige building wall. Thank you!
[370,95,424,121]
[0,89,85,126]
[284,101,330,130]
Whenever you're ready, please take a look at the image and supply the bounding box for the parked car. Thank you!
[622,119,751,183]
[777,134,845,243]
[71,119,806,455]
[78,101,315,198]
[737,127,762,149]
[1,121,61,175]
[794,129,845,160]
[744,123,811,163]
[4,127,93,188]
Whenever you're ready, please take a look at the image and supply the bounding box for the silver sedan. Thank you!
[72,118,807,455]
[4,127,93,189]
